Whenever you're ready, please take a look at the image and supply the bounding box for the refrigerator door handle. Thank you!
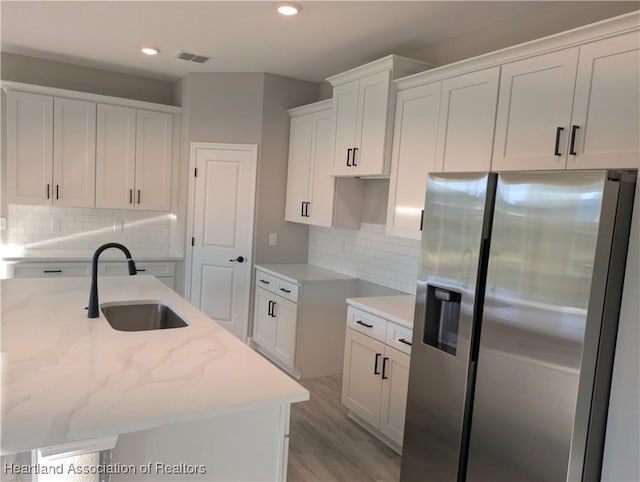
[470,237,491,362]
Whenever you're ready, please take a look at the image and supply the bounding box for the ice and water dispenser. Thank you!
[424,285,461,355]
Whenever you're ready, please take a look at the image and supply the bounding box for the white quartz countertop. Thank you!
[0,276,308,455]
[346,295,416,329]
[1,249,183,262]
[255,264,356,284]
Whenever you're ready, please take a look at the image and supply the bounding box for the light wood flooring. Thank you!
[288,374,401,482]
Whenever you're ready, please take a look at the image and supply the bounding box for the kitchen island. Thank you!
[1,275,309,480]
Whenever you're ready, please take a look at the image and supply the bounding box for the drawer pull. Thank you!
[356,320,373,328]
[399,338,412,346]
[374,353,381,375]
[259,279,270,285]
[280,288,292,294]
[137,268,147,272]
[43,269,62,273]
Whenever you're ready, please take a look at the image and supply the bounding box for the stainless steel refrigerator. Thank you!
[401,170,636,482]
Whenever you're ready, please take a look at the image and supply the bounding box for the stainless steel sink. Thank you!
[101,301,188,331]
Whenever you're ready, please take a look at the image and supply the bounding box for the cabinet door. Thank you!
[308,110,336,227]
[379,346,410,447]
[354,70,392,176]
[332,80,359,175]
[96,104,137,209]
[53,98,96,207]
[253,288,276,350]
[284,115,313,224]
[6,91,53,205]
[272,296,298,368]
[135,110,173,211]
[568,31,640,169]
[342,328,385,427]
[492,48,579,171]
[386,82,441,239]
[436,67,500,172]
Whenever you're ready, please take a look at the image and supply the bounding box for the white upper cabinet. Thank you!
[492,48,579,171]
[6,91,53,205]
[493,29,640,172]
[6,92,96,207]
[135,110,173,211]
[332,82,360,176]
[328,55,432,178]
[568,31,640,169]
[435,67,500,172]
[285,100,362,229]
[5,83,179,211]
[387,67,500,239]
[96,107,173,211]
[386,82,441,239]
[52,98,96,207]
[331,71,391,177]
[96,104,136,209]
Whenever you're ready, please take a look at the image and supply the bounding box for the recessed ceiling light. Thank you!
[141,47,160,56]
[277,2,302,16]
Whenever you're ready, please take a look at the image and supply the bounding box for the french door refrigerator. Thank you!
[401,170,636,482]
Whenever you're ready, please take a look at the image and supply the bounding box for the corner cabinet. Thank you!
[7,92,96,207]
[328,55,432,177]
[342,304,412,452]
[252,265,359,379]
[5,82,179,211]
[493,30,640,171]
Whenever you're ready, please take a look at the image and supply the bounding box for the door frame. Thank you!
[185,142,258,340]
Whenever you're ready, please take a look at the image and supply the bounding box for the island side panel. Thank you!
[111,403,289,481]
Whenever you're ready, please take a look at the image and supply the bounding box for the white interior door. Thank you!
[189,143,257,341]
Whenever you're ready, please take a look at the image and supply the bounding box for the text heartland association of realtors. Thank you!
[3,462,207,476]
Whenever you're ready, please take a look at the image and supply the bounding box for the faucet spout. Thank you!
[87,243,137,318]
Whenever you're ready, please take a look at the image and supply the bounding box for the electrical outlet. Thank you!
[268,233,277,246]
[0,217,6,231]
[51,218,61,231]
[113,220,124,232]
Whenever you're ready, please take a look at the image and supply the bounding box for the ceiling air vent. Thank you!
[175,51,210,63]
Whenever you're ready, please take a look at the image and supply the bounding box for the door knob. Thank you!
[229,256,245,263]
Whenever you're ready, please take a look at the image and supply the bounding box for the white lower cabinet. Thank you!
[252,265,359,379]
[10,260,176,289]
[342,306,411,451]
[253,286,297,368]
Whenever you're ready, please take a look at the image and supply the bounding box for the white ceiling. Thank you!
[2,1,638,83]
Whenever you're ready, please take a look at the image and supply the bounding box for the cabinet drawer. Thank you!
[385,322,413,355]
[103,261,175,277]
[347,307,388,343]
[255,271,277,292]
[13,263,90,278]
[275,279,299,303]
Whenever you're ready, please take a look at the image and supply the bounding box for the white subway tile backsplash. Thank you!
[308,223,420,295]
[5,205,171,254]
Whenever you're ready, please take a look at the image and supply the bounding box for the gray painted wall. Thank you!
[255,73,319,264]
[405,2,638,67]
[1,52,174,105]
[601,173,640,482]
[172,72,318,295]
